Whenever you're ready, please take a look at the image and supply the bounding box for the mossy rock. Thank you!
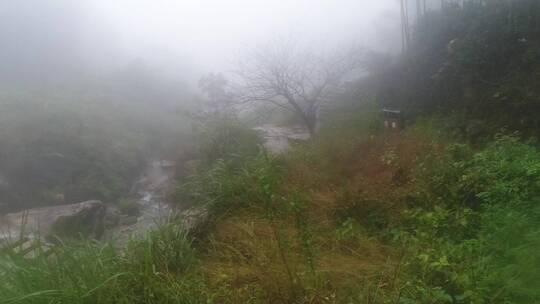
[49,201,106,240]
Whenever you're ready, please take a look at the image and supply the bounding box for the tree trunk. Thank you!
[283,94,317,136]
[303,114,317,136]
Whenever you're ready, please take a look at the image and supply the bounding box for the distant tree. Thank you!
[199,73,230,104]
[234,40,363,135]
[196,73,235,121]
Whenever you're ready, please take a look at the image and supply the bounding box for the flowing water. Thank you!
[105,160,176,247]
[1,124,309,249]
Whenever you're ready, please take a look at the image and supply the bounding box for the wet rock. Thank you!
[0,200,106,241]
[104,207,121,229]
[50,201,106,240]
[254,124,310,154]
[119,215,138,226]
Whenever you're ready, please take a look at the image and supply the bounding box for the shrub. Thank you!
[393,134,540,303]
[180,152,282,215]
[334,186,392,232]
[196,119,262,168]
[0,223,209,304]
[117,198,141,217]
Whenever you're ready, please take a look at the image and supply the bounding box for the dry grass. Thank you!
[192,132,438,302]
[197,211,399,303]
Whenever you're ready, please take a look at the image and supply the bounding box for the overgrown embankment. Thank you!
[3,2,540,302]
[1,110,539,303]
[173,114,540,303]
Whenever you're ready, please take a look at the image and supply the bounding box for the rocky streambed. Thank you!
[0,125,309,249]
[103,160,177,247]
[0,160,194,248]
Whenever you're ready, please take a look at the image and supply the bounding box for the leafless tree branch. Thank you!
[233,40,364,134]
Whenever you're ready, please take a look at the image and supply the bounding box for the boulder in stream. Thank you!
[0,200,106,242]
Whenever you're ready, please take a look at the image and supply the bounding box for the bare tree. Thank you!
[234,40,363,135]
[194,73,235,122]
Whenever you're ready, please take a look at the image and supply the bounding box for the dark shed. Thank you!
[382,109,403,130]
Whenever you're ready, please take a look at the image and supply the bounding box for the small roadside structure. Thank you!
[382,109,403,131]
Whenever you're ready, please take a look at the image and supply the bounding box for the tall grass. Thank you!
[0,223,210,304]
[177,114,407,303]
[4,111,539,303]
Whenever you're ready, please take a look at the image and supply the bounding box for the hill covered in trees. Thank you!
[370,0,540,137]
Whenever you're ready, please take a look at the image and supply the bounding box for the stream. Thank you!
[105,160,176,246]
[110,124,311,243]
[0,125,309,249]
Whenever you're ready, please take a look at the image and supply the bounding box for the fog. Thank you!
[92,0,403,75]
[0,0,444,87]
[3,1,540,301]
[0,0,444,211]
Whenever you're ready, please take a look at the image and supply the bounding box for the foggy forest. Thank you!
[1,0,540,303]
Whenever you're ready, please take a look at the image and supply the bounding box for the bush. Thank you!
[180,152,282,215]
[0,223,209,304]
[334,186,392,231]
[392,134,540,303]
[196,119,262,168]
[117,198,141,217]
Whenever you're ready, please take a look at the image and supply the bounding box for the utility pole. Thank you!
[417,0,421,23]
[400,0,410,53]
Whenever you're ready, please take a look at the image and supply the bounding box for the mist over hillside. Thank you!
[1,1,539,303]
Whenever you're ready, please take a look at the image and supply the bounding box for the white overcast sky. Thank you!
[0,1,440,84]
[86,0,407,75]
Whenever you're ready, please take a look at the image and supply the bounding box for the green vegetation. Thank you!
[389,134,540,303]
[173,111,540,303]
[117,198,141,217]
[0,223,211,304]
[2,1,540,303]
[4,114,539,302]
[372,0,540,137]
[195,118,262,168]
